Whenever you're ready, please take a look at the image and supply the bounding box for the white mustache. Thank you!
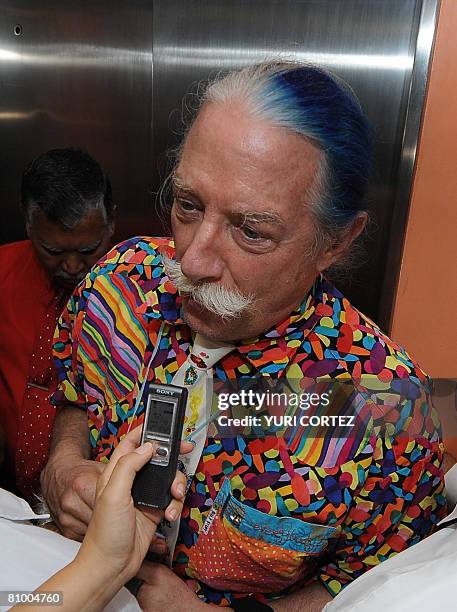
[162,253,254,319]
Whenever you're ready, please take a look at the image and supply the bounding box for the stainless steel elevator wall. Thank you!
[0,1,153,242]
[0,1,438,324]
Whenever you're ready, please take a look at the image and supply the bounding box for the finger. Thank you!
[97,427,143,496]
[55,514,89,540]
[76,477,102,511]
[164,497,185,522]
[101,443,155,505]
[170,470,187,502]
[164,470,187,522]
[79,485,99,510]
[59,527,85,542]
[179,441,194,455]
[63,501,93,526]
[117,425,142,451]
[60,491,94,524]
[136,560,161,583]
[148,537,168,556]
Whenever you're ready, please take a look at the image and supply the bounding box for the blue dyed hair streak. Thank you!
[204,61,373,238]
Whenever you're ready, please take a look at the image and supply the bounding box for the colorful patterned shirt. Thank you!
[52,237,445,604]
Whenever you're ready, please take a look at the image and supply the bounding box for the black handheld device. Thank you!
[132,382,188,509]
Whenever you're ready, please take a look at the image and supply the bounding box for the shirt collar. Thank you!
[236,276,326,376]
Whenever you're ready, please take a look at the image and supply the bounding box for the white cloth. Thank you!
[445,460,457,508]
[162,333,234,562]
[0,488,140,612]
[324,464,457,612]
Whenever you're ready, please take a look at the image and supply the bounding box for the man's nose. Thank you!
[61,253,85,276]
[179,223,224,283]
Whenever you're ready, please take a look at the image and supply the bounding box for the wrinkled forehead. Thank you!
[28,208,110,250]
[176,101,323,212]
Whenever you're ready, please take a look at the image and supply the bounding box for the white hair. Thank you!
[162,253,254,320]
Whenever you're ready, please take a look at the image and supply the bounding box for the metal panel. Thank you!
[379,0,440,330]
[0,0,152,244]
[152,0,438,324]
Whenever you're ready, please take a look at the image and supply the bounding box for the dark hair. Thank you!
[21,148,113,230]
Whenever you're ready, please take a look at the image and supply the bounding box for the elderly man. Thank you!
[41,64,444,611]
[0,148,114,501]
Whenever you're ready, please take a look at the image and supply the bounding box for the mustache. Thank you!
[53,271,85,285]
[162,253,254,319]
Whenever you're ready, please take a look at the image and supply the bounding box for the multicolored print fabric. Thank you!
[186,477,338,593]
[52,237,446,604]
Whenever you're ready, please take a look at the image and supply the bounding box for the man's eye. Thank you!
[43,248,63,256]
[175,198,197,213]
[240,225,262,241]
[79,247,98,255]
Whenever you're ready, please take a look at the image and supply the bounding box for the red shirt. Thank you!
[0,240,66,500]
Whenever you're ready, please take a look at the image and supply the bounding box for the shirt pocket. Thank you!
[187,477,338,594]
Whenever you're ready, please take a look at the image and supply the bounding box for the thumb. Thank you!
[97,426,143,498]
[100,443,154,505]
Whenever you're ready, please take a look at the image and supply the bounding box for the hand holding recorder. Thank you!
[13,427,192,611]
[79,425,191,578]
[132,383,188,510]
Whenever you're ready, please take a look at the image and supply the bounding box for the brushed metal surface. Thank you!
[0,1,153,244]
[379,0,441,330]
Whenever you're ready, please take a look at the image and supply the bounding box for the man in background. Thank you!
[0,147,114,501]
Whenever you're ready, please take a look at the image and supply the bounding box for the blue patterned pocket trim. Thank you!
[213,478,337,554]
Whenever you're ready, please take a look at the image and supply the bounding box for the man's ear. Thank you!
[316,211,368,272]
[23,210,32,239]
[21,202,35,238]
[109,206,117,238]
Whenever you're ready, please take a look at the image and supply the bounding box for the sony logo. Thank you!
[155,388,174,396]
